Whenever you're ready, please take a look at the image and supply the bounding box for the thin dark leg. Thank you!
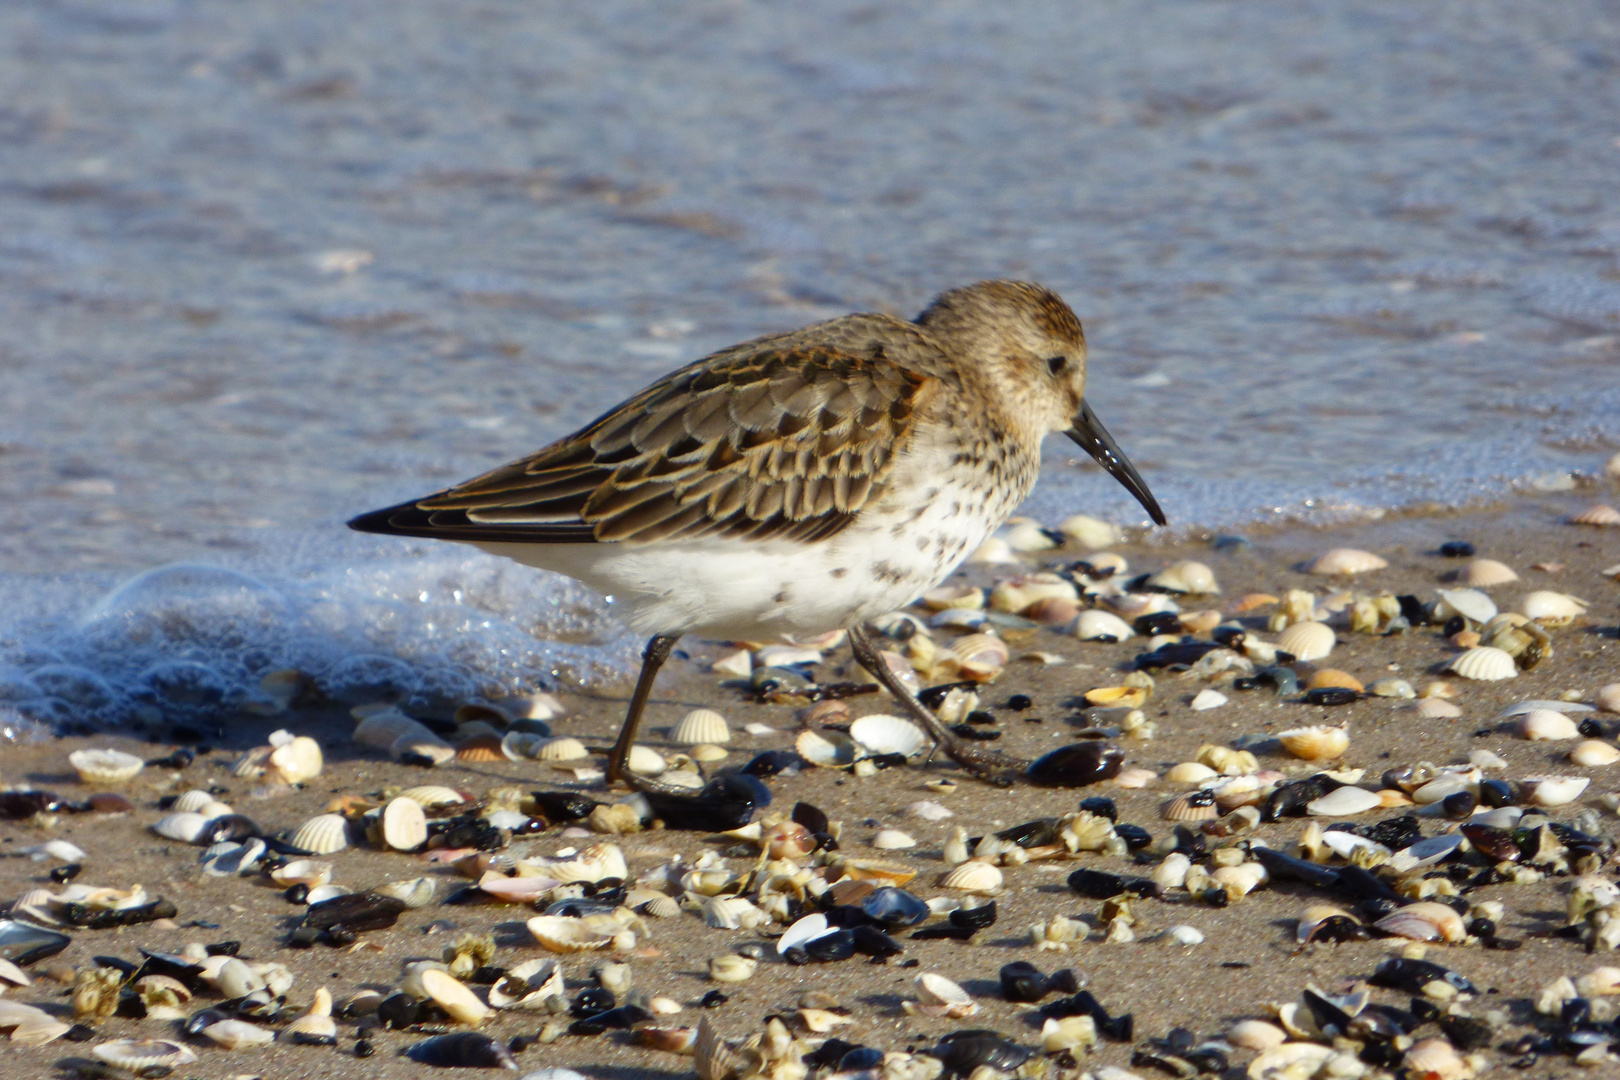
[846,624,1029,783]
[606,633,681,785]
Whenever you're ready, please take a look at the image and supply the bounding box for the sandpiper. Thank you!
[351,280,1165,786]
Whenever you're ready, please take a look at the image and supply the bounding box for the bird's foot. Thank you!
[933,733,1030,787]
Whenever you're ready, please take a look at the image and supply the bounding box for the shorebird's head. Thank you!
[917,280,1166,525]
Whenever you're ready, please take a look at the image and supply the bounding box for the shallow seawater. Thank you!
[1,2,1617,732]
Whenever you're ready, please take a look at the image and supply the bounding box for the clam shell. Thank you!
[68,748,145,786]
[850,714,929,757]
[1059,514,1120,549]
[375,877,437,908]
[420,968,491,1026]
[1277,725,1349,762]
[1274,621,1335,661]
[391,731,456,765]
[1520,590,1588,623]
[1227,1020,1288,1051]
[1459,558,1518,587]
[1305,786,1382,817]
[398,785,466,809]
[281,988,337,1042]
[796,728,855,768]
[1574,740,1620,767]
[1304,669,1363,692]
[906,972,978,1019]
[1305,548,1388,575]
[534,736,590,762]
[305,884,349,905]
[1164,761,1219,784]
[151,811,210,844]
[1435,588,1497,625]
[269,858,332,889]
[1373,901,1466,943]
[1521,709,1580,741]
[487,958,564,1010]
[922,584,984,611]
[526,915,621,953]
[1404,1038,1470,1080]
[1083,685,1148,708]
[1600,684,1620,714]
[1074,610,1135,642]
[708,954,757,983]
[938,860,1002,893]
[93,1039,198,1071]
[1417,698,1463,718]
[872,829,916,850]
[1570,504,1620,526]
[1523,775,1590,806]
[626,745,667,776]
[353,709,436,750]
[1448,646,1517,681]
[670,708,730,746]
[689,743,728,762]
[1146,560,1218,594]
[381,796,428,851]
[214,958,267,999]
[267,736,323,784]
[288,814,350,855]
[201,1018,275,1049]
[703,896,765,930]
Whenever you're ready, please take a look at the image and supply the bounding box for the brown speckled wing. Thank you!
[352,345,935,546]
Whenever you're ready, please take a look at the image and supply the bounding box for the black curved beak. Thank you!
[1066,399,1167,526]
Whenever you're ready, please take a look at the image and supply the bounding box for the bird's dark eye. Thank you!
[1045,356,1068,376]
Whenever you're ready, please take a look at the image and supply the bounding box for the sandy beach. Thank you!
[1,492,1616,1078]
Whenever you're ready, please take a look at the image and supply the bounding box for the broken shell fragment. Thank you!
[420,967,491,1026]
[1306,548,1388,575]
[68,749,145,787]
[488,959,565,1010]
[904,972,978,1019]
[708,954,757,983]
[1374,901,1467,943]
[201,1018,276,1050]
[380,796,428,851]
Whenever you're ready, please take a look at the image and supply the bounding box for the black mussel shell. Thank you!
[1130,1047,1198,1077]
[839,1046,886,1071]
[938,1032,1034,1076]
[0,918,72,966]
[1068,868,1158,899]
[803,929,857,962]
[1134,640,1225,670]
[909,924,977,942]
[1132,611,1183,637]
[859,886,929,928]
[530,791,599,822]
[1439,1014,1493,1050]
[1560,997,1592,1030]
[377,993,421,1030]
[1078,796,1117,820]
[569,1004,651,1036]
[1440,791,1477,819]
[1026,742,1123,787]
[996,817,1060,848]
[1039,991,1132,1041]
[571,987,615,1018]
[0,791,67,819]
[792,802,830,836]
[1114,823,1152,850]
[741,750,800,777]
[303,892,407,934]
[919,682,980,709]
[1335,864,1402,904]
[146,748,196,769]
[60,898,176,929]
[1370,957,1476,995]
[1262,773,1344,821]
[134,950,208,991]
[50,863,82,884]
[183,1008,232,1036]
[804,1039,864,1070]
[850,924,903,958]
[640,771,767,832]
[1246,846,1340,889]
[544,898,619,918]
[950,901,997,931]
[1459,823,1521,862]
[1302,686,1360,706]
[1438,541,1475,557]
[203,814,262,844]
[1304,915,1370,944]
[1350,814,1422,851]
[1233,666,1300,695]
[999,961,1077,1003]
[406,1032,518,1069]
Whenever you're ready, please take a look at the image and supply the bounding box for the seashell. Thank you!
[1570,504,1620,526]
[1072,610,1136,642]
[796,728,855,768]
[526,915,622,953]
[406,1032,517,1069]
[269,859,332,889]
[202,1018,275,1050]
[68,748,145,786]
[922,584,984,611]
[534,843,629,884]
[703,896,765,930]
[214,958,268,1000]
[93,1039,198,1071]
[1083,685,1148,708]
[151,811,211,844]
[1368,677,1415,699]
[353,709,436,750]
[281,987,337,1043]
[872,829,916,850]
[1435,588,1497,625]
[1146,560,1218,594]
[762,821,816,860]
[1164,761,1219,784]
[905,972,978,1019]
[1600,684,1620,714]
[534,736,590,762]
[488,958,564,1010]
[305,884,349,905]
[379,796,428,851]
[398,785,466,809]
[375,877,438,909]
[453,733,505,762]
[1448,646,1517,681]
[1041,1015,1099,1053]
[420,968,491,1026]
[1249,1043,1336,1080]
[989,572,1077,613]
[1305,786,1383,817]
[850,714,929,756]
[1059,514,1120,549]
[1227,1020,1288,1052]
[391,731,456,765]
[1520,590,1588,625]
[171,789,216,813]
[1523,775,1590,806]
[626,745,666,776]
[1305,669,1363,692]
[1459,558,1518,587]
[708,954,757,983]
[938,861,1002,893]
[670,708,730,746]
[1274,621,1334,661]
[1306,548,1388,575]
[231,745,273,778]
[689,743,728,763]
[967,536,1016,563]
[1574,740,1620,767]
[1404,1038,1470,1080]
[288,814,349,855]
[1277,725,1349,762]
[1295,903,1364,944]
[1521,709,1580,741]
[1211,862,1266,900]
[1576,966,1620,997]
[267,735,324,784]
[1418,698,1463,719]
[1373,901,1466,943]
[909,800,954,822]
[1160,791,1218,822]
[1190,689,1227,711]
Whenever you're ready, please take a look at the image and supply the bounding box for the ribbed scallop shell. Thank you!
[92,1039,198,1071]
[526,915,620,953]
[1570,504,1620,526]
[398,785,465,809]
[1403,1039,1469,1080]
[1074,610,1135,641]
[1304,669,1363,692]
[1274,621,1335,661]
[1448,646,1518,681]
[671,709,730,746]
[390,732,456,765]
[1277,725,1349,761]
[534,736,590,762]
[1305,548,1388,575]
[1459,558,1518,587]
[1160,791,1219,822]
[796,729,855,767]
[171,789,216,813]
[1146,560,1219,594]
[151,811,210,844]
[230,745,272,778]
[288,814,349,855]
[949,633,1010,681]
[381,796,428,851]
[68,748,145,786]
[850,714,928,756]
[937,860,1002,893]
[454,733,505,762]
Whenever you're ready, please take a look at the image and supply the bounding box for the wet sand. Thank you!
[1,495,1617,1079]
